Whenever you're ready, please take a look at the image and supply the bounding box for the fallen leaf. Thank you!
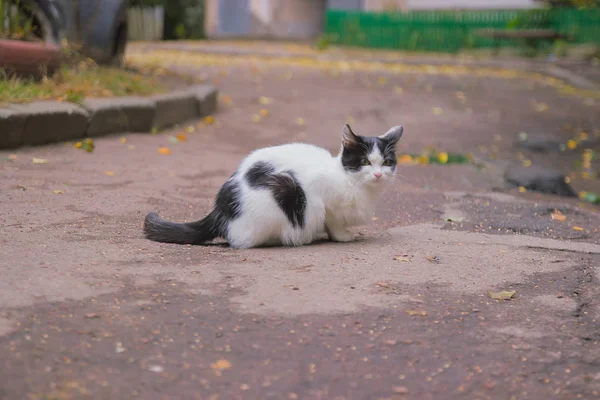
[551,210,566,222]
[432,107,444,115]
[393,256,412,262]
[120,137,127,144]
[488,290,516,300]
[534,102,549,112]
[211,359,232,372]
[168,136,179,144]
[518,186,527,193]
[438,152,449,164]
[377,76,387,85]
[259,108,269,117]
[522,159,532,167]
[176,133,188,141]
[376,282,394,289]
[295,117,305,126]
[32,158,48,164]
[567,139,577,150]
[405,309,428,316]
[16,185,27,190]
[84,313,100,319]
[371,217,378,221]
[425,255,441,264]
[104,171,115,176]
[393,386,409,394]
[148,365,164,373]
[204,115,215,125]
[393,85,404,95]
[8,154,17,160]
[445,216,464,222]
[52,190,64,195]
[572,226,584,232]
[158,147,172,155]
[398,154,414,164]
[259,96,273,105]
[252,114,261,123]
[115,342,126,353]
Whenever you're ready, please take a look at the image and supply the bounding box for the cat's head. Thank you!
[339,124,404,186]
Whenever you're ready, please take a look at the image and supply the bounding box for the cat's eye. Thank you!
[382,159,394,166]
[360,159,371,166]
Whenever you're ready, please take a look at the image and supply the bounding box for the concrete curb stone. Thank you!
[19,101,90,146]
[152,91,198,130]
[84,97,156,137]
[0,84,218,149]
[0,107,27,149]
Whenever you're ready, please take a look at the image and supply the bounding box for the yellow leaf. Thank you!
[371,217,378,221]
[32,158,48,164]
[176,133,188,142]
[204,115,215,125]
[522,159,532,167]
[258,96,273,105]
[432,107,444,115]
[579,131,588,141]
[418,154,429,165]
[104,171,115,176]
[259,108,269,117]
[52,190,64,195]
[158,147,172,155]
[393,85,404,95]
[534,102,549,112]
[8,154,17,160]
[185,125,195,133]
[393,256,412,262]
[398,154,413,164]
[295,117,305,126]
[211,359,232,371]
[518,186,527,193]
[565,176,571,184]
[551,210,566,222]
[567,139,577,150]
[404,309,428,316]
[252,114,261,123]
[377,76,387,85]
[74,142,83,149]
[488,290,516,300]
[120,137,127,144]
[572,226,584,232]
[438,152,449,164]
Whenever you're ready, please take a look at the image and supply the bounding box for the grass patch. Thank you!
[0,60,166,104]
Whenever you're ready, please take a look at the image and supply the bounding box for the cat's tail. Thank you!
[143,211,220,245]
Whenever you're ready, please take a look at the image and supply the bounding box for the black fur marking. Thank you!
[377,137,398,171]
[215,178,242,221]
[245,161,275,188]
[269,171,306,228]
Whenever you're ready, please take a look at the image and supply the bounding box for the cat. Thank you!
[144,124,404,249]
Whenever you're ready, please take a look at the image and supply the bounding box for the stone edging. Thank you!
[0,84,217,149]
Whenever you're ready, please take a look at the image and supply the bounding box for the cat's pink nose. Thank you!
[373,172,383,179]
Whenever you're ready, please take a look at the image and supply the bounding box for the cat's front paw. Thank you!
[328,228,356,243]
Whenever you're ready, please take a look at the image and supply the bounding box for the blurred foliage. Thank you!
[0,0,37,40]
[127,0,205,40]
[538,0,600,8]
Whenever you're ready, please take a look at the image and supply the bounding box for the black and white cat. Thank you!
[144,124,404,248]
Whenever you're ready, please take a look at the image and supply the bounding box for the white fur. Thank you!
[224,140,397,249]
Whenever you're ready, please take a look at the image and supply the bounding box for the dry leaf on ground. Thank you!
[551,210,566,222]
[405,310,428,316]
[32,158,48,164]
[52,190,64,194]
[158,147,172,155]
[488,290,516,300]
[211,359,232,372]
[572,226,584,231]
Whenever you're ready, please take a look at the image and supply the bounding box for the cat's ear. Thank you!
[342,124,360,148]
[380,125,404,146]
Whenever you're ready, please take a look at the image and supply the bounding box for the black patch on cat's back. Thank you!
[215,178,242,220]
[245,161,306,228]
[269,171,306,228]
[245,161,275,188]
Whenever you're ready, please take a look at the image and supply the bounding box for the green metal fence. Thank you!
[324,8,600,53]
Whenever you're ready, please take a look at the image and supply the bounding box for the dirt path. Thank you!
[1,46,600,400]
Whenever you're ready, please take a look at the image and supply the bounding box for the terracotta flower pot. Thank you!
[0,39,61,79]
